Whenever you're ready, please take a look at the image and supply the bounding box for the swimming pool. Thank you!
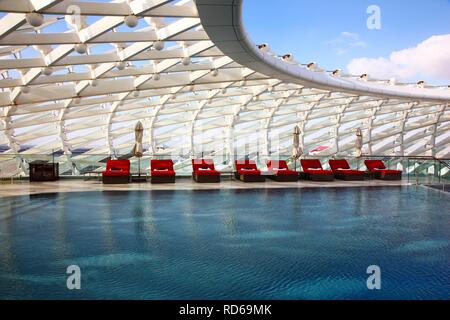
[0,186,449,300]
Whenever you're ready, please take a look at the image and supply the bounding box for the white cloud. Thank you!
[327,32,367,55]
[347,34,450,82]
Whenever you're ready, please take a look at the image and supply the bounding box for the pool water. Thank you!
[0,186,449,300]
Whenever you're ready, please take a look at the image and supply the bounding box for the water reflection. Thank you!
[53,193,71,260]
[99,192,116,253]
[0,187,449,299]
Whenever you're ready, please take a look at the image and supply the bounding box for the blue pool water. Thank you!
[0,186,449,300]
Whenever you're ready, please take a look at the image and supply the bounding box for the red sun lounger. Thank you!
[266,160,298,182]
[329,159,365,181]
[234,160,265,182]
[365,160,402,180]
[151,159,176,183]
[192,159,221,183]
[300,159,334,181]
[102,159,130,184]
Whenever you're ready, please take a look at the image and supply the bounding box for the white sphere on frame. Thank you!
[211,69,219,77]
[90,79,98,87]
[153,41,164,51]
[26,12,44,27]
[153,73,161,81]
[133,90,140,98]
[124,15,139,28]
[181,57,190,66]
[74,43,87,54]
[21,86,31,94]
[42,67,53,76]
[116,61,126,70]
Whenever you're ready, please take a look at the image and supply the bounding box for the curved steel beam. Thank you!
[196,0,450,103]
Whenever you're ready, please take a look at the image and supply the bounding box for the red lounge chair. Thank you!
[329,159,365,181]
[102,159,130,184]
[192,159,221,183]
[151,159,175,183]
[365,160,402,180]
[266,160,298,182]
[234,160,265,182]
[300,159,334,181]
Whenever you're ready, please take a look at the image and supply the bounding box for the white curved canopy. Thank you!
[0,0,449,175]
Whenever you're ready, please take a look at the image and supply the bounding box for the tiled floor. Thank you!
[0,178,416,197]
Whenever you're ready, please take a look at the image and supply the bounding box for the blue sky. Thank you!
[244,0,450,85]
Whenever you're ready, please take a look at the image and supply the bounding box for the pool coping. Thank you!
[0,179,425,198]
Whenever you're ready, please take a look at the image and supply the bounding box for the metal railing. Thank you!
[1,152,449,185]
[356,155,450,187]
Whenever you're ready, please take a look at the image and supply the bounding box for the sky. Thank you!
[243,0,450,85]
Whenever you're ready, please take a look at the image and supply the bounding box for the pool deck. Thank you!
[0,178,419,197]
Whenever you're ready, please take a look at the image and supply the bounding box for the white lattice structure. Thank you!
[0,0,449,176]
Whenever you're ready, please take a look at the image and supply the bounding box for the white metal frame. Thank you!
[0,0,448,176]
